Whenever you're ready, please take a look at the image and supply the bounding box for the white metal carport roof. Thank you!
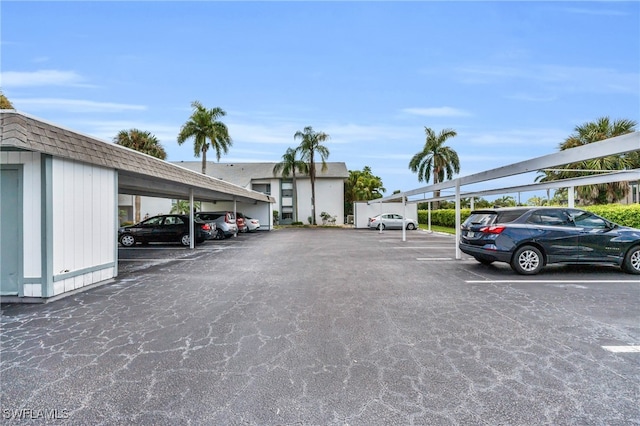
[369,132,640,257]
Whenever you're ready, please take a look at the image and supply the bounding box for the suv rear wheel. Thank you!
[511,245,543,275]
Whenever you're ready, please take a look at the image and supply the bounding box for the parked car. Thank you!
[368,213,417,230]
[245,216,261,232]
[235,212,248,233]
[195,211,238,238]
[118,214,215,247]
[459,207,640,275]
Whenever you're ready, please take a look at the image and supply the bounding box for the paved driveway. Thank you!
[1,228,639,425]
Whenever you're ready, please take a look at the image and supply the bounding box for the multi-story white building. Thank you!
[184,161,349,225]
[122,162,350,227]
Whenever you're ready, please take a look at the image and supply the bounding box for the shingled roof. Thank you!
[0,111,274,204]
[174,161,350,188]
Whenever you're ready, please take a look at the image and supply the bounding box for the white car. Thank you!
[245,216,260,232]
[368,213,417,230]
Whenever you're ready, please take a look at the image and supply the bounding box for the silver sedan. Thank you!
[368,213,418,230]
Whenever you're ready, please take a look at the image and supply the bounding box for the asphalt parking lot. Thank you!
[1,228,639,425]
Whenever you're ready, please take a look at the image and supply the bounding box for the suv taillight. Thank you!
[480,225,506,234]
[201,223,211,231]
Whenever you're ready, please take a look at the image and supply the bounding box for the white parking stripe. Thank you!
[393,246,454,249]
[465,280,638,284]
[603,346,640,353]
[118,259,197,262]
[417,257,454,261]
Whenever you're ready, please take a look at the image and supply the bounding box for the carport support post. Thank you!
[455,179,461,260]
[233,197,238,237]
[428,202,432,232]
[189,189,195,249]
[568,186,575,208]
[402,195,406,242]
[379,198,383,234]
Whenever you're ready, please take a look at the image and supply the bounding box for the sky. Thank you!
[2,1,639,200]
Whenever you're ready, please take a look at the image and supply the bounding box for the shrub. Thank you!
[418,204,640,228]
[584,204,640,228]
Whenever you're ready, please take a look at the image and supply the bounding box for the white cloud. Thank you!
[456,64,639,95]
[1,70,90,88]
[563,7,627,17]
[12,98,147,113]
[402,107,472,117]
[463,128,565,149]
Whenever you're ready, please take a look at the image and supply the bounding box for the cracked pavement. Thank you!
[1,228,639,425]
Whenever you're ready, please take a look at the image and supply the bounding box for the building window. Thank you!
[282,206,293,221]
[281,180,293,197]
[252,183,271,195]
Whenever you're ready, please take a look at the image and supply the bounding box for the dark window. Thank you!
[527,210,571,226]
[571,211,608,229]
[252,183,271,195]
[143,217,164,226]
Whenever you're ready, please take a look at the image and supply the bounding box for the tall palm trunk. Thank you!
[309,153,316,225]
[292,171,299,222]
[201,148,207,174]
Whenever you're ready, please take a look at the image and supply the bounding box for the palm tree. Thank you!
[295,126,330,225]
[273,147,308,222]
[537,117,637,204]
[345,166,386,208]
[114,129,167,160]
[409,127,460,208]
[114,129,167,223]
[177,101,231,174]
[170,200,201,214]
[0,92,14,109]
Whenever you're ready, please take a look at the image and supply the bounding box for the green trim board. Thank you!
[114,172,119,277]
[41,154,54,298]
[0,164,24,296]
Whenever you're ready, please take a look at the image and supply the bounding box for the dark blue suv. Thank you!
[459,207,640,275]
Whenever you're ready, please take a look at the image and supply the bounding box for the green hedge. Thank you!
[418,204,640,228]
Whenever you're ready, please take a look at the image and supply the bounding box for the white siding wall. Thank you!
[51,158,116,295]
[353,202,418,229]
[296,178,345,225]
[140,197,172,217]
[0,151,42,287]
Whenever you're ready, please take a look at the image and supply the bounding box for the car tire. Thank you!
[406,223,416,230]
[377,224,385,230]
[214,229,225,240]
[180,234,191,247]
[511,245,543,275]
[119,234,136,247]
[622,246,640,274]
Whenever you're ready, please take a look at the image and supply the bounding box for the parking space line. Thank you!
[603,346,640,353]
[393,246,455,249]
[416,257,454,261]
[118,259,197,262]
[465,280,638,284]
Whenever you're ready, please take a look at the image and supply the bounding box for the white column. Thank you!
[402,195,406,242]
[189,188,194,249]
[455,180,461,260]
[568,186,575,208]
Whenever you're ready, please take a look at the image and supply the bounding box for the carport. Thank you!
[0,110,274,302]
[370,132,640,256]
